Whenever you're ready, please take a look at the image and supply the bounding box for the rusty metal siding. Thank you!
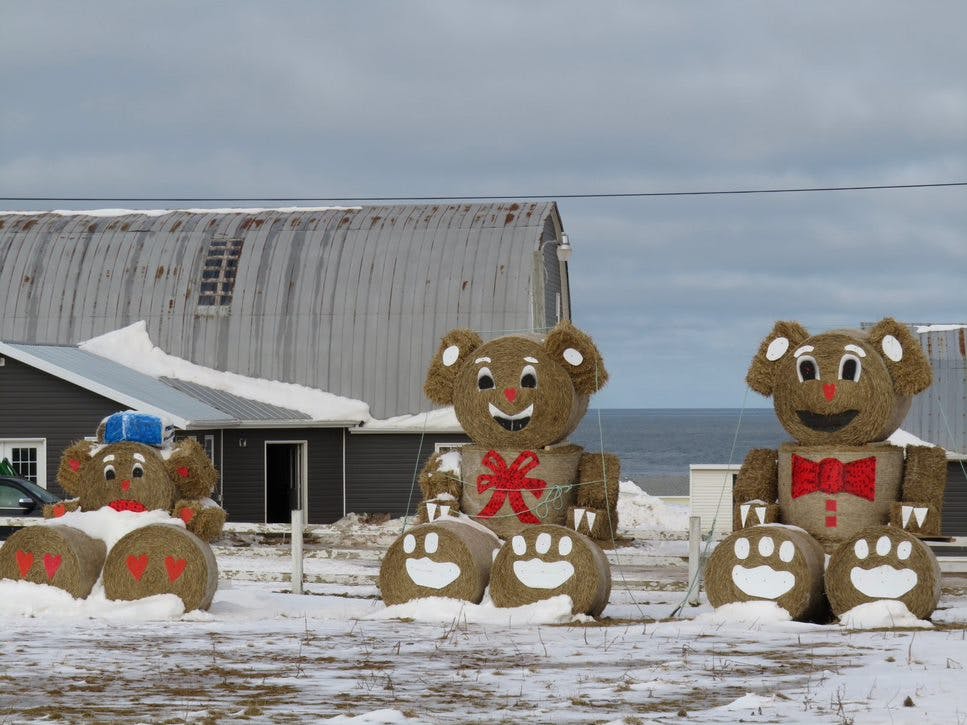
[906,327,967,454]
[0,203,565,419]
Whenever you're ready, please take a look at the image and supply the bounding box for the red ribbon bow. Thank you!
[791,455,877,502]
[476,450,547,524]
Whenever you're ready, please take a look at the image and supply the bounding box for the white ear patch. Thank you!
[563,348,584,366]
[441,345,461,367]
[765,337,790,361]
[881,335,903,362]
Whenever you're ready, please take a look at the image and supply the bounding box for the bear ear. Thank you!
[424,329,483,405]
[746,321,811,397]
[57,440,97,497]
[867,318,932,395]
[544,321,608,395]
[165,438,218,499]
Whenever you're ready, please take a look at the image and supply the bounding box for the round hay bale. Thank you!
[103,524,218,611]
[706,525,827,621]
[826,525,941,621]
[490,524,611,616]
[380,520,499,606]
[459,444,582,539]
[0,525,106,599]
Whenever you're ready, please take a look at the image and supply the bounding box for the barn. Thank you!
[0,203,574,523]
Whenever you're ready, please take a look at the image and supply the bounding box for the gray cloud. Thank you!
[2,1,965,407]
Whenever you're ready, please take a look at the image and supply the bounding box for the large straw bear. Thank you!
[379,322,618,616]
[706,319,948,621]
[0,412,225,611]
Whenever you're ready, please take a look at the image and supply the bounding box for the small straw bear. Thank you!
[706,319,947,621]
[380,321,617,615]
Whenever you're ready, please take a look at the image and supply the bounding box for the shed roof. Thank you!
[0,341,332,429]
[0,203,568,418]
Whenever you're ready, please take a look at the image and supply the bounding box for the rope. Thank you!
[400,412,430,535]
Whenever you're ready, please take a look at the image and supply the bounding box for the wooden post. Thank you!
[688,515,701,606]
[291,508,304,595]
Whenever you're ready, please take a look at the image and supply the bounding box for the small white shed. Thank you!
[688,464,740,538]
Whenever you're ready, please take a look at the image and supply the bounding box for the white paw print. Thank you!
[508,531,576,590]
[730,533,797,600]
[848,533,917,599]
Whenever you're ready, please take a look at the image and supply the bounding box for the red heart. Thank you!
[16,550,34,578]
[127,554,149,581]
[44,554,62,580]
[179,507,196,525]
[177,466,190,479]
[69,459,81,472]
[165,556,187,582]
[52,503,67,518]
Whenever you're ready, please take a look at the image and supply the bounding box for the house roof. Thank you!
[0,341,338,429]
[0,203,568,418]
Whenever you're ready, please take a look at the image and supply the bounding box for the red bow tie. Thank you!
[476,450,547,524]
[791,455,877,501]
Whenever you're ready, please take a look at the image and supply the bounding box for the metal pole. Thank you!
[291,507,304,595]
[687,515,701,606]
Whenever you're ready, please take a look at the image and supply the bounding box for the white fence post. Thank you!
[291,508,304,595]
[688,515,701,606]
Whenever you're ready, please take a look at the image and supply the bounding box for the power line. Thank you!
[1,181,966,204]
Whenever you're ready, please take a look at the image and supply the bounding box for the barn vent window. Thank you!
[198,236,243,306]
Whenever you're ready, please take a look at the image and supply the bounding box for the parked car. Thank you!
[0,476,62,540]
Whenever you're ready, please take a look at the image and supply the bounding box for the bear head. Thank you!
[746,318,932,446]
[423,321,608,449]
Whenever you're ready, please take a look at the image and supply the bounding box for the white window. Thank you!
[0,439,47,487]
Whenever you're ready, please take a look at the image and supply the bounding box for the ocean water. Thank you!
[570,408,786,496]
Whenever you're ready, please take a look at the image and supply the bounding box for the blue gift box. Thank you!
[103,412,166,447]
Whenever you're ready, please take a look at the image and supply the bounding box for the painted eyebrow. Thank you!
[844,344,867,357]
[102,454,115,462]
[793,345,815,357]
[133,453,146,462]
[474,357,491,364]
[523,357,539,364]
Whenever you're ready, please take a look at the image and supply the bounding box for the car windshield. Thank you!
[12,478,60,504]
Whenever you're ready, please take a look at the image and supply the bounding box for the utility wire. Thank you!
[1,181,966,204]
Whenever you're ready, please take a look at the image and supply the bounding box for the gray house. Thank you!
[0,203,573,523]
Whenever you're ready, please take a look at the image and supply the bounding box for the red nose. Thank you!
[823,384,837,401]
[504,388,518,403]
[121,480,131,492]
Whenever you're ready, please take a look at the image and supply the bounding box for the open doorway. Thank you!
[265,441,307,523]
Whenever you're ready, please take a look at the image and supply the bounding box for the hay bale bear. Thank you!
[379,322,618,615]
[706,319,947,621]
[0,412,224,611]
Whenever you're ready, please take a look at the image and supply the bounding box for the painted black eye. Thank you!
[104,465,116,481]
[797,357,819,382]
[839,354,862,382]
[132,463,145,478]
[477,367,495,390]
[520,364,537,389]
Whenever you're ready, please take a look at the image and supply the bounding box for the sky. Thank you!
[2,2,965,408]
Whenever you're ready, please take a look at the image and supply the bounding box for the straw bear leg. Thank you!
[0,526,106,599]
[705,527,826,620]
[825,526,941,620]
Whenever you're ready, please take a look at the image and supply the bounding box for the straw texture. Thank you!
[0,525,106,599]
[706,525,827,621]
[459,444,582,539]
[380,520,500,605]
[826,525,941,620]
[490,524,611,616]
[103,524,218,611]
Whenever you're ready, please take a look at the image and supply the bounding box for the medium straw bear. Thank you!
[379,321,617,615]
[706,318,947,621]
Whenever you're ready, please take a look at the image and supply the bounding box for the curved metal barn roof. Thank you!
[0,203,569,418]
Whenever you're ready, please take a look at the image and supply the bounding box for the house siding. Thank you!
[943,462,967,536]
[346,432,470,517]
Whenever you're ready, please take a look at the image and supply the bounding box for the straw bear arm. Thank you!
[734,448,778,504]
[43,499,80,517]
[900,445,948,509]
[173,498,227,542]
[418,451,463,503]
[576,452,621,510]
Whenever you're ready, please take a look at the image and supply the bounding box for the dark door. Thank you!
[265,442,303,523]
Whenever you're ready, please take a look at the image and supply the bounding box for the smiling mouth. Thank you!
[796,409,859,432]
[488,403,534,432]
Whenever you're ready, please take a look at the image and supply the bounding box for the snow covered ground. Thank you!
[3,488,967,723]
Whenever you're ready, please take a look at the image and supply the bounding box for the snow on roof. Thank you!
[81,322,370,424]
[916,323,967,333]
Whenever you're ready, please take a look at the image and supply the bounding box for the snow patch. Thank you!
[368,594,585,625]
[838,600,933,629]
[617,479,689,532]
